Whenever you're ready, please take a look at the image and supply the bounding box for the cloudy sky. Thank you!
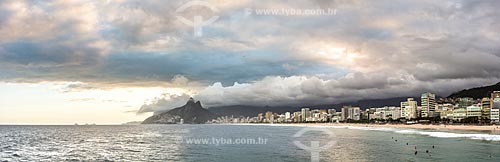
[1,0,499,124]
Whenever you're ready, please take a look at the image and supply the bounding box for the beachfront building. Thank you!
[308,109,323,122]
[341,106,361,121]
[417,106,422,118]
[352,107,361,120]
[481,97,492,120]
[437,103,454,120]
[341,107,348,121]
[284,112,291,122]
[391,107,402,119]
[454,98,474,121]
[440,110,454,120]
[491,109,500,124]
[257,113,264,122]
[265,111,273,123]
[369,106,402,120]
[389,107,402,119]
[493,91,500,109]
[319,109,329,122]
[466,104,482,118]
[331,112,342,122]
[293,111,301,122]
[453,108,467,121]
[301,108,310,122]
[401,98,418,119]
[371,111,384,120]
[369,108,383,120]
[421,92,436,118]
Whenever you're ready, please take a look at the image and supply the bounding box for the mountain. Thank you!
[447,82,500,99]
[142,98,217,124]
[208,97,421,117]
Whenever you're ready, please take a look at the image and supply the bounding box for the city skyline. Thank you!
[1,0,500,124]
[212,91,500,124]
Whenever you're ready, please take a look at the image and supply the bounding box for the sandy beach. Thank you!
[280,123,500,132]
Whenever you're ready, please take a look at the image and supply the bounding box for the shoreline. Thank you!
[230,123,500,132]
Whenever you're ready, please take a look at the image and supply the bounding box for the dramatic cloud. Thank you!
[140,75,499,113]
[137,93,192,113]
[1,0,500,113]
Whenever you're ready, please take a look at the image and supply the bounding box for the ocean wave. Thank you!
[395,129,500,141]
[245,124,500,141]
[322,125,500,141]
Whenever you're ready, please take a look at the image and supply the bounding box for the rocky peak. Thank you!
[142,97,217,124]
[187,97,195,103]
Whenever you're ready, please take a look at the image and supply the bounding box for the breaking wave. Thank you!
[250,124,500,141]
[322,125,500,141]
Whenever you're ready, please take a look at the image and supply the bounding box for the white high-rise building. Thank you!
[341,107,348,121]
[401,98,418,119]
[388,106,402,119]
[370,106,401,120]
[350,107,361,120]
[285,112,291,120]
[491,109,500,123]
[437,103,454,120]
[421,92,436,118]
[481,97,492,119]
[341,106,361,121]
[301,108,310,122]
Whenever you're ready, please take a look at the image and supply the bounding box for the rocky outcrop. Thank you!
[142,98,217,124]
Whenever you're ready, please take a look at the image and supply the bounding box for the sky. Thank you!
[1,0,500,124]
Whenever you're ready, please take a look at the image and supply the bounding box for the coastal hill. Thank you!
[142,98,217,124]
[447,82,500,99]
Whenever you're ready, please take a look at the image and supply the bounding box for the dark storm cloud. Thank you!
[0,40,101,66]
[0,0,344,87]
[98,50,343,86]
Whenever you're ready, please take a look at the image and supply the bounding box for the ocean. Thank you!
[1,124,500,162]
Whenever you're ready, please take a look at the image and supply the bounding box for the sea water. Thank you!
[1,125,500,161]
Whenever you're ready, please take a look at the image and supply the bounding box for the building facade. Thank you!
[301,108,310,122]
[493,91,500,109]
[341,106,361,121]
[466,105,482,118]
[491,109,500,123]
[401,98,418,119]
[453,108,467,121]
[421,92,436,118]
[481,97,492,119]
